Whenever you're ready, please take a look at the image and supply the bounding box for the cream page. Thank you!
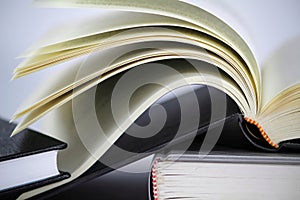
[185,0,300,108]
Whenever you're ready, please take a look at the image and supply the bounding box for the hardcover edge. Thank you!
[0,171,70,200]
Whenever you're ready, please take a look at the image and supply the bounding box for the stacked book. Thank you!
[2,0,300,199]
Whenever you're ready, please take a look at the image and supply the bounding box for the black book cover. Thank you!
[0,119,66,162]
[0,118,70,200]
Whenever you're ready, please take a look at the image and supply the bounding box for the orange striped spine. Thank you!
[152,160,159,200]
[244,117,279,148]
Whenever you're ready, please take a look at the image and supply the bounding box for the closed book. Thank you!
[151,150,300,200]
[0,118,70,200]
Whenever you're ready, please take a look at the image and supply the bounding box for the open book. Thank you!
[10,0,300,198]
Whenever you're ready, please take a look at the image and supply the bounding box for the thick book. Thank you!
[151,150,300,200]
[6,0,300,198]
[0,118,70,200]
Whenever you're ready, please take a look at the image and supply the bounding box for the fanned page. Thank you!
[15,12,203,73]
[13,0,259,131]
[12,29,255,135]
[20,12,203,56]
[31,0,260,90]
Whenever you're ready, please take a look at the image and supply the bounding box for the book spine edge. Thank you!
[244,116,279,148]
[152,159,159,200]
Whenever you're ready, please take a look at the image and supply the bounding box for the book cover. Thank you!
[0,118,70,200]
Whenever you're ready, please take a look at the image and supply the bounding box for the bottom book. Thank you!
[0,118,70,200]
[151,150,300,200]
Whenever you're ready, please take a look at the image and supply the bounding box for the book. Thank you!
[151,151,300,200]
[0,118,70,199]
[23,85,243,199]
[7,0,300,198]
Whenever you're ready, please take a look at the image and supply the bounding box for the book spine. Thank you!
[237,115,281,151]
[244,117,279,148]
[152,159,159,200]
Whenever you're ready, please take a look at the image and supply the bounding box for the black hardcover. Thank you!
[0,118,70,200]
[0,119,66,162]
